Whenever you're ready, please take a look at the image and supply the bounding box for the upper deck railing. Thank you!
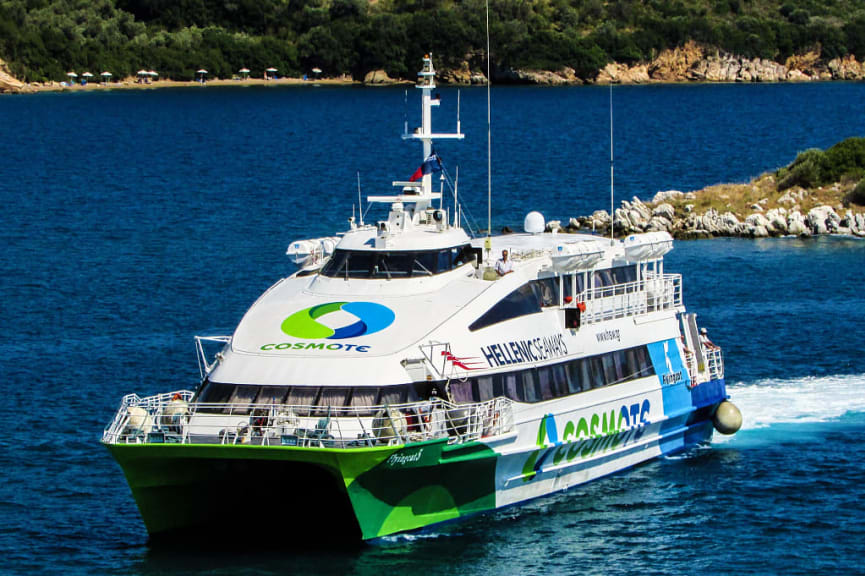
[576,273,682,325]
[103,392,514,449]
[683,345,724,386]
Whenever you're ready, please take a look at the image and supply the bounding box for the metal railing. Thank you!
[706,347,724,381]
[683,345,724,387]
[575,273,682,325]
[103,393,514,449]
[195,335,231,379]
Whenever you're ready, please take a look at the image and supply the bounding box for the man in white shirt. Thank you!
[495,249,513,276]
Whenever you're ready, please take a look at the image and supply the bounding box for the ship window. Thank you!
[522,370,540,403]
[195,380,233,404]
[611,350,628,382]
[449,344,657,405]
[469,282,543,331]
[318,387,351,409]
[225,385,259,414]
[450,380,474,404]
[563,361,581,394]
[503,373,523,402]
[537,367,555,401]
[590,357,606,388]
[476,376,495,402]
[320,247,472,279]
[638,346,654,377]
[286,386,320,407]
[380,385,413,406]
[552,364,569,396]
[255,386,289,406]
[438,250,452,272]
[349,387,378,407]
[534,277,560,307]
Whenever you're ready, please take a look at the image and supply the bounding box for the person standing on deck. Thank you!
[495,250,513,276]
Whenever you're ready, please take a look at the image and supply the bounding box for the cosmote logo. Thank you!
[281,301,395,339]
[260,302,396,353]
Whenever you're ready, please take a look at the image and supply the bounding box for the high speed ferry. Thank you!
[103,55,741,542]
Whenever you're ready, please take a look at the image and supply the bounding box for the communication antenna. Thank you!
[454,166,460,228]
[609,83,615,246]
[404,89,409,136]
[457,89,461,134]
[484,0,492,255]
[357,171,364,226]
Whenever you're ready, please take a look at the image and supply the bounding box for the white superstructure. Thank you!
[103,55,739,543]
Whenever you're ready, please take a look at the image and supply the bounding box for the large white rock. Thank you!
[765,208,788,234]
[652,190,695,203]
[787,211,810,236]
[646,216,672,232]
[591,210,611,225]
[752,225,770,237]
[807,205,839,235]
[652,203,676,221]
[745,213,770,228]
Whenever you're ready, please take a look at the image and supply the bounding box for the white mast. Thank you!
[419,55,434,197]
[385,54,462,212]
[609,83,615,246]
[485,0,492,253]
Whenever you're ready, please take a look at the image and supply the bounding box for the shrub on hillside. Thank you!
[822,137,865,182]
[777,148,828,190]
[777,138,865,190]
[845,177,865,206]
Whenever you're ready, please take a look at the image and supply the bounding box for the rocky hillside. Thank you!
[549,139,865,239]
[0,58,28,93]
[446,41,865,86]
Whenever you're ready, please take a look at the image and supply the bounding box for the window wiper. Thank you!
[414,259,433,276]
[379,259,392,280]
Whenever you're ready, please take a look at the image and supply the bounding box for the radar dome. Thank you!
[524,211,545,234]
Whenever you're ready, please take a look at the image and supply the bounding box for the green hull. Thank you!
[105,439,498,541]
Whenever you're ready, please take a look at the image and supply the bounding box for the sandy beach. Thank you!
[17,75,364,93]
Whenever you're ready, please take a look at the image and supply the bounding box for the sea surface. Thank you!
[1,82,864,575]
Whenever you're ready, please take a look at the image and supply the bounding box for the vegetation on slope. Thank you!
[5,0,865,82]
[672,137,865,220]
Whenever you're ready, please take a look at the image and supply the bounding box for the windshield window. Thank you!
[320,246,472,279]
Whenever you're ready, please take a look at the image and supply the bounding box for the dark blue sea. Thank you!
[2,82,864,575]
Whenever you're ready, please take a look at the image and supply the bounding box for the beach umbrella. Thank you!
[137,70,147,76]
[239,68,250,74]
[82,72,93,78]
[67,72,78,78]
[101,71,112,78]
[148,70,158,77]
[197,69,208,74]
[311,67,322,74]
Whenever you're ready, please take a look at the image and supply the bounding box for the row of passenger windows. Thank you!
[194,343,654,411]
[319,246,479,279]
[194,382,429,415]
[469,264,638,331]
[450,345,654,404]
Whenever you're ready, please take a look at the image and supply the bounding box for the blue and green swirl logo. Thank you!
[281,301,395,339]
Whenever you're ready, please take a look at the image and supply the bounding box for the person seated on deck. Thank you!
[495,250,513,276]
[699,327,718,350]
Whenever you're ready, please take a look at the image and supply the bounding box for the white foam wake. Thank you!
[726,373,865,430]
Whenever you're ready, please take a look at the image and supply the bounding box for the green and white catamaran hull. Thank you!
[104,340,731,542]
[102,54,741,542]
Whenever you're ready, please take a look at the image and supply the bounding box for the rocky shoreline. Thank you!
[545,188,865,240]
[404,41,865,86]
[7,40,865,94]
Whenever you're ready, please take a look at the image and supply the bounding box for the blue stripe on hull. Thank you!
[691,378,726,408]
